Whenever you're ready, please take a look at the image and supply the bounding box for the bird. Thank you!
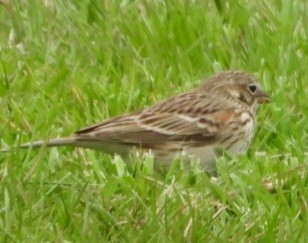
[2,70,270,171]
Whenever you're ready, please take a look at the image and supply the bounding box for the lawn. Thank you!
[0,0,307,242]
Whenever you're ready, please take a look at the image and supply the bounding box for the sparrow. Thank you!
[3,70,270,171]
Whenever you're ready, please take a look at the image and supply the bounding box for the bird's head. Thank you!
[197,71,271,107]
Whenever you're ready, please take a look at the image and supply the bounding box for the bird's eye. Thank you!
[247,84,257,94]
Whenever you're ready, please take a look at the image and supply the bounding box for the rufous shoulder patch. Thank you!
[213,111,234,123]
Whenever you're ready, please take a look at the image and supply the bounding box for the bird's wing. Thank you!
[74,92,238,148]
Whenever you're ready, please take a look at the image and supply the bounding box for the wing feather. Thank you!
[74,92,238,148]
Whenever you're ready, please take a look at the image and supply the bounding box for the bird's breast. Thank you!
[221,111,255,154]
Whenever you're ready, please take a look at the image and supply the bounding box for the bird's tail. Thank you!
[1,137,77,152]
[1,136,129,157]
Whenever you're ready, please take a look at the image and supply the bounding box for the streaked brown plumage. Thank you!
[3,70,270,171]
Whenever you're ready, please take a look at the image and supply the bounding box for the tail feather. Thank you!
[21,137,77,148]
[1,137,77,152]
[1,136,129,157]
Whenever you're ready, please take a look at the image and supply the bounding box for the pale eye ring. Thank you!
[247,84,257,94]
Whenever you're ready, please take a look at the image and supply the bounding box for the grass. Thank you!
[0,0,307,242]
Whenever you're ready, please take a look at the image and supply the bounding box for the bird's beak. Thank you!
[256,91,271,104]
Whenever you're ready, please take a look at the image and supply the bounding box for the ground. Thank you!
[0,0,307,242]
